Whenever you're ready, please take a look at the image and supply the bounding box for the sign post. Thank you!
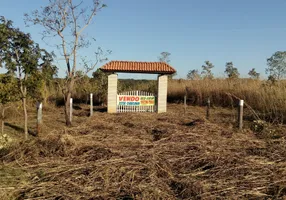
[37,102,43,136]
[238,100,244,130]
[90,93,93,117]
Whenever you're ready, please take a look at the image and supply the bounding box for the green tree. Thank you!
[0,17,52,139]
[25,0,109,126]
[40,52,58,104]
[187,69,201,80]
[74,70,92,103]
[92,68,110,104]
[0,74,19,135]
[266,51,286,80]
[248,68,260,79]
[224,62,240,79]
[201,60,214,79]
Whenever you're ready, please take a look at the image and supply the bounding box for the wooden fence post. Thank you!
[184,94,187,114]
[70,98,73,123]
[37,102,43,136]
[238,100,244,130]
[206,98,210,119]
[90,93,93,117]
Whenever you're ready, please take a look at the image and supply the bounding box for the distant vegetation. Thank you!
[168,78,286,123]
[1,0,286,137]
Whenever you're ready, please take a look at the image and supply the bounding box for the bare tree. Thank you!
[158,51,176,79]
[25,0,109,126]
[248,68,260,79]
[187,69,201,80]
[158,52,171,64]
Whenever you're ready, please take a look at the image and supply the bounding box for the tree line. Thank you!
[157,50,285,81]
[186,51,286,81]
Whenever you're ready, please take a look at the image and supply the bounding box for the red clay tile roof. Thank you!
[100,61,176,74]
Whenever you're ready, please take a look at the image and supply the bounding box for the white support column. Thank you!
[107,74,118,113]
[157,74,168,113]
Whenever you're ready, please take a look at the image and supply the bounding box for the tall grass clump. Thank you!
[168,79,286,123]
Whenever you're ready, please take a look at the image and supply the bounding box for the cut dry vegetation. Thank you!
[1,104,286,199]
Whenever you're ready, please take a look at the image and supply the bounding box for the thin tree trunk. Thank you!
[19,72,28,140]
[23,97,28,140]
[43,82,48,105]
[63,78,75,127]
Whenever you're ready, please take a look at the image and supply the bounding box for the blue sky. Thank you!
[1,0,286,79]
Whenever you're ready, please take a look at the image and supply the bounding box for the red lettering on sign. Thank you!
[119,96,141,102]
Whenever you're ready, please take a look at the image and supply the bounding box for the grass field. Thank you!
[1,103,286,199]
[168,79,286,124]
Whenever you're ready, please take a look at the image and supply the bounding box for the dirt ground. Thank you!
[0,104,286,199]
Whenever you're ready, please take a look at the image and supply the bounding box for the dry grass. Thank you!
[1,104,286,199]
[168,79,286,123]
[41,78,286,123]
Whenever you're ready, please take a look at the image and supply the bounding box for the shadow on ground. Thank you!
[4,122,37,137]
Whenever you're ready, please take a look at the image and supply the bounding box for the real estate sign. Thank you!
[118,95,155,106]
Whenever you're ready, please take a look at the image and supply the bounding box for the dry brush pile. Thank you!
[1,105,286,199]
